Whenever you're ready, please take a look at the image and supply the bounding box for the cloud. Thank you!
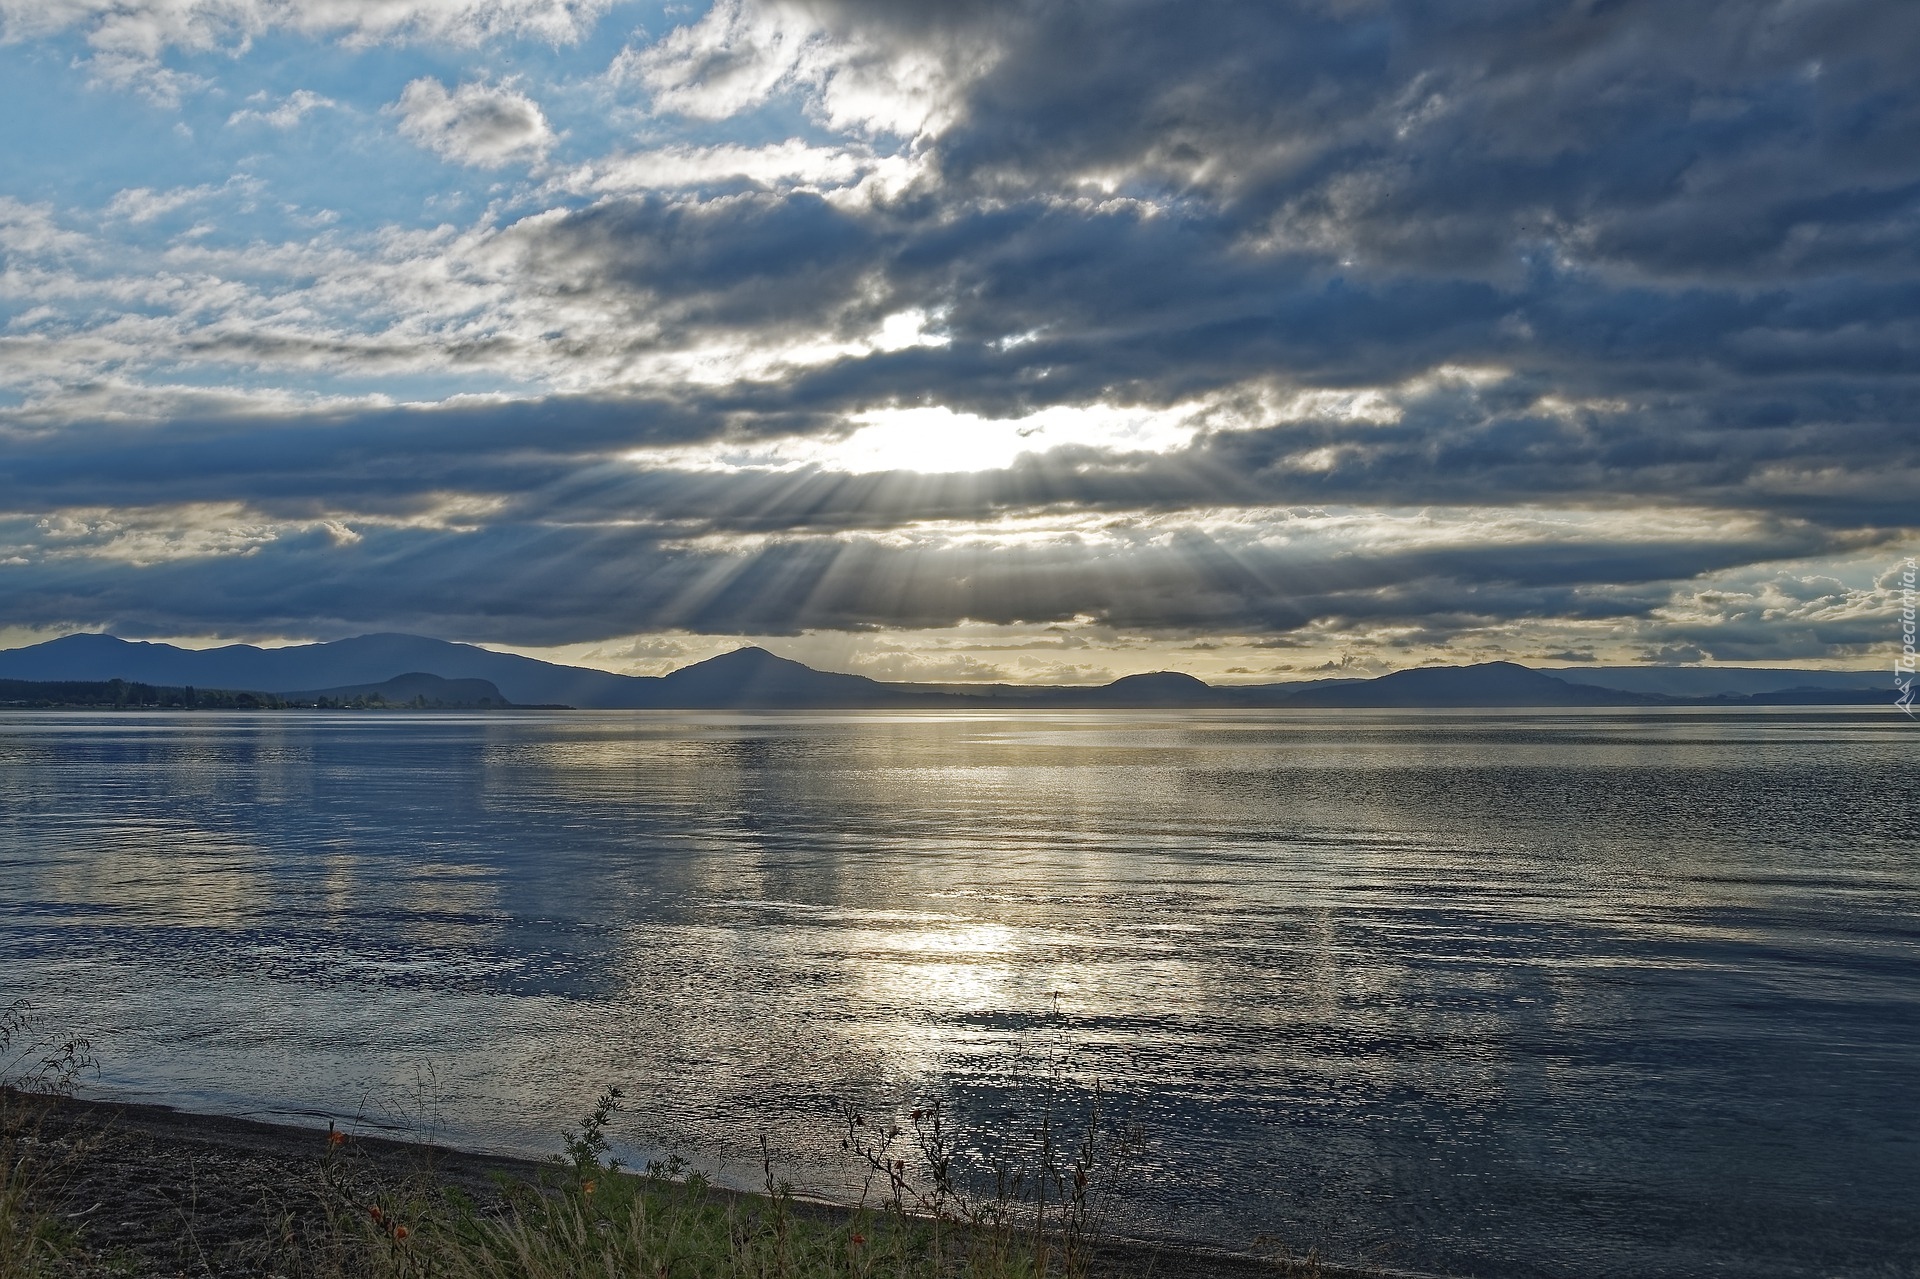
[103,183,222,223]
[227,88,337,129]
[0,493,1896,658]
[1,0,621,101]
[392,77,556,168]
[624,0,994,137]
[621,0,1920,284]
[563,140,878,194]
[0,0,619,57]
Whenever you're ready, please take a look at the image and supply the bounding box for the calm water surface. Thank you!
[1,709,1915,1278]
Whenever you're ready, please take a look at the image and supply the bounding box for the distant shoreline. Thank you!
[0,670,1900,714]
[0,700,575,712]
[0,698,1900,716]
[0,673,559,712]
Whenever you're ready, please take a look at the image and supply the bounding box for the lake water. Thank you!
[0,709,1915,1278]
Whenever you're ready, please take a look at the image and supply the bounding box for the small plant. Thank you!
[0,1001,94,1099]
[842,1089,1140,1279]
[560,1083,625,1178]
[0,1000,98,1279]
[1252,1233,1330,1277]
[840,998,1146,1279]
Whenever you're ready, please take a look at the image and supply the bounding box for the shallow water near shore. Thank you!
[2,708,1916,1278]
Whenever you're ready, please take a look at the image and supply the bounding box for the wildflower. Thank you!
[369,1205,384,1223]
[850,1234,866,1247]
[394,1225,410,1241]
[327,1129,346,1148]
[910,1109,925,1121]
[582,1179,596,1197]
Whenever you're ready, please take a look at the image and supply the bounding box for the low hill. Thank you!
[284,672,523,709]
[647,647,908,708]
[1283,662,1653,707]
[1551,666,1889,698]
[0,633,654,707]
[1699,686,1893,706]
[1056,671,1221,707]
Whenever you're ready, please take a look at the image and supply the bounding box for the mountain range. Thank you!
[0,632,1892,710]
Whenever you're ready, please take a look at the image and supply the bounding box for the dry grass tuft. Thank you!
[1,1000,96,1279]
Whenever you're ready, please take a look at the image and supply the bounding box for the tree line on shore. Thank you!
[0,678,441,711]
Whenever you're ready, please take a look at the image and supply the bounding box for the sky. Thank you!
[0,0,1915,684]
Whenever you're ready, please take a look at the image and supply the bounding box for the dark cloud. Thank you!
[901,0,1920,273]
[9,362,1915,532]
[520,191,889,337]
[0,494,1865,648]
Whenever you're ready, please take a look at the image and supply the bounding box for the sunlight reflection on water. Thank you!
[1,709,1915,1279]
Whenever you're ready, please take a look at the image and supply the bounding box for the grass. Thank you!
[303,1078,1146,1279]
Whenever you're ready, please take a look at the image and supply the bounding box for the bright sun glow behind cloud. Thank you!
[640,402,1207,475]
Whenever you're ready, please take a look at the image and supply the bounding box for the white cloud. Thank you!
[104,183,220,223]
[0,0,617,52]
[33,504,283,566]
[391,77,555,168]
[0,0,620,100]
[634,399,1205,477]
[569,139,866,193]
[627,0,991,139]
[227,88,337,128]
[0,197,92,255]
[620,0,813,121]
[83,53,210,105]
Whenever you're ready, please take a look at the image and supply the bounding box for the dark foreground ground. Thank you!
[14,1091,583,1276]
[9,1094,1401,1279]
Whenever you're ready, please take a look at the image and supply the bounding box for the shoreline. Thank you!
[12,1092,1412,1279]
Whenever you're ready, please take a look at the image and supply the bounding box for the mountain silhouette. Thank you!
[0,634,1884,709]
[286,672,519,708]
[0,633,654,706]
[1283,661,1651,707]
[650,647,906,707]
[1065,671,1221,707]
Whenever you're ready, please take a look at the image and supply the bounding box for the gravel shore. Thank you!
[10,1091,546,1276]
